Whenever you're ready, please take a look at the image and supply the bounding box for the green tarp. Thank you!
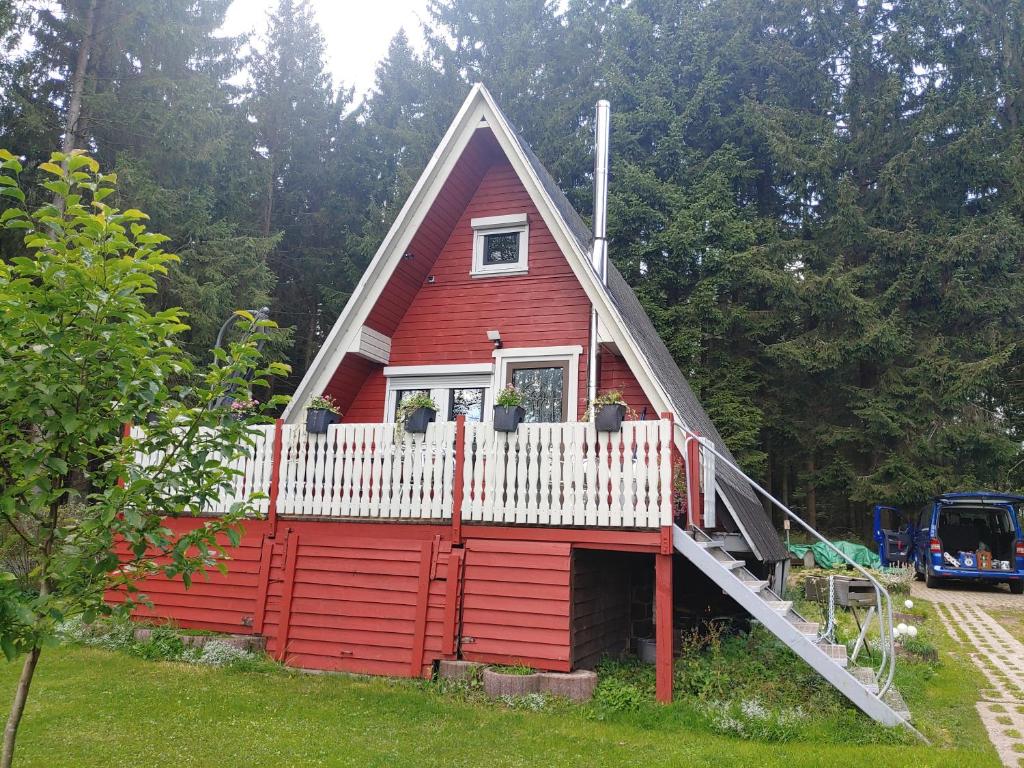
[787,540,882,570]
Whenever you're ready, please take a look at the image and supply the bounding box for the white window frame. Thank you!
[384,364,494,423]
[471,213,529,277]
[492,345,582,421]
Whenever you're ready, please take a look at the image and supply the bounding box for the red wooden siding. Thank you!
[570,549,633,669]
[321,354,380,420]
[599,350,655,421]
[106,518,269,635]
[388,159,592,407]
[321,129,594,420]
[458,538,572,671]
[364,130,501,338]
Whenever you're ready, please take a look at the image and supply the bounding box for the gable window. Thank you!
[471,213,528,277]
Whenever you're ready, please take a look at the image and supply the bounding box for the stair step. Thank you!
[696,540,725,550]
[789,620,820,637]
[817,642,848,667]
[721,559,745,571]
[850,666,879,694]
[740,579,769,593]
[764,600,793,614]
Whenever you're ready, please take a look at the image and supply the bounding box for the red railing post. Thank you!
[451,415,466,545]
[267,418,284,539]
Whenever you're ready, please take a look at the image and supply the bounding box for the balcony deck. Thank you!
[131,419,675,530]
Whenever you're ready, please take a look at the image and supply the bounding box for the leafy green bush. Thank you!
[129,626,184,661]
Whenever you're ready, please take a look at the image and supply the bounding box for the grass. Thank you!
[0,605,999,768]
[988,608,1024,643]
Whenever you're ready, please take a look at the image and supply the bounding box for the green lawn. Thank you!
[0,628,997,768]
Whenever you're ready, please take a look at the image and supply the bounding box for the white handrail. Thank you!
[674,423,897,696]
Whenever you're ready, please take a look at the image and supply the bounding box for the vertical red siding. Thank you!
[459,539,572,671]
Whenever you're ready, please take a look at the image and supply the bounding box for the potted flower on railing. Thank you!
[229,397,259,421]
[493,385,526,432]
[306,394,341,433]
[396,393,438,435]
[588,390,629,432]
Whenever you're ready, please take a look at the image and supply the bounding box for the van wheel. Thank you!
[925,571,941,589]
[1010,581,1024,595]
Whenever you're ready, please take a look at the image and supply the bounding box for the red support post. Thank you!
[686,429,702,530]
[451,415,466,545]
[267,418,284,539]
[655,551,673,703]
[274,530,299,662]
[410,540,433,677]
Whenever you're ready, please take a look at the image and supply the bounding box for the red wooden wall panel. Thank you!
[106,518,269,635]
[458,538,572,671]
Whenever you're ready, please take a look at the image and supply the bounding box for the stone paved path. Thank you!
[928,586,1024,767]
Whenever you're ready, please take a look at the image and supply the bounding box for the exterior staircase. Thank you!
[673,523,914,729]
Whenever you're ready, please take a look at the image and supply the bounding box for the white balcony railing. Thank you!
[129,419,675,529]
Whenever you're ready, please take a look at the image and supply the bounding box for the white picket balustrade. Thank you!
[276,421,457,520]
[128,424,276,516]
[127,419,673,527]
[460,420,673,529]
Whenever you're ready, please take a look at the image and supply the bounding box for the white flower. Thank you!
[905,625,918,638]
[904,599,914,609]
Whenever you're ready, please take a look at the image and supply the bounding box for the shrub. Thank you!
[129,626,185,661]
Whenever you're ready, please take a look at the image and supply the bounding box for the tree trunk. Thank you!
[1,646,42,768]
[62,0,100,156]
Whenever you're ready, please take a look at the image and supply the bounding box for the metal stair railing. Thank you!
[673,424,897,699]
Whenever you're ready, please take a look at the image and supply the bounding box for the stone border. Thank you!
[132,628,266,653]
[438,660,597,702]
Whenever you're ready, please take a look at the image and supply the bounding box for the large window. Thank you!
[507,363,568,423]
[471,213,528,277]
[384,365,492,423]
[493,346,581,423]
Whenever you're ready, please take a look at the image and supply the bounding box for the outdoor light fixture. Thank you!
[487,329,502,349]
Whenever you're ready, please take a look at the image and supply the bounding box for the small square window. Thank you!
[482,232,521,266]
[471,214,528,276]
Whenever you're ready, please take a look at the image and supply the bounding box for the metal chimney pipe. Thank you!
[591,99,610,283]
[588,100,610,410]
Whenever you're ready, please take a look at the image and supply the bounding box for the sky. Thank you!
[220,0,430,98]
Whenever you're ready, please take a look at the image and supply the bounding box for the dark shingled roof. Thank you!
[507,117,788,562]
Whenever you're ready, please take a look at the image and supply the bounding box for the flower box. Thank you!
[404,406,436,433]
[493,405,526,432]
[306,408,340,434]
[594,403,626,432]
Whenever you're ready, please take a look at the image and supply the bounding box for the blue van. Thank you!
[872,492,1024,593]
